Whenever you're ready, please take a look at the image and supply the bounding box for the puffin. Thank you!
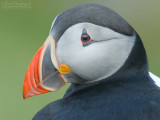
[23,4,160,120]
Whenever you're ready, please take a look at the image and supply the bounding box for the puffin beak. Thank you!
[23,36,71,99]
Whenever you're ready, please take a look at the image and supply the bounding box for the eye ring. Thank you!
[81,28,93,47]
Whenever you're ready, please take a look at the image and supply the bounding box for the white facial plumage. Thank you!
[56,23,136,83]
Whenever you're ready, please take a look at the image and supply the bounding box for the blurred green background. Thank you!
[0,0,160,119]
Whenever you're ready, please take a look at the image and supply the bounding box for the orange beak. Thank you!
[23,36,70,99]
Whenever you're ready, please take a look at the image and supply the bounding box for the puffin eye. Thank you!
[81,28,93,47]
[81,34,90,42]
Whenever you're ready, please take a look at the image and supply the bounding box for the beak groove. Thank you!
[23,44,51,99]
[23,36,67,99]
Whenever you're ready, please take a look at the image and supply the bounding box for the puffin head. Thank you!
[23,4,148,99]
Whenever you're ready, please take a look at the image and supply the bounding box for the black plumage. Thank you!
[33,72,160,120]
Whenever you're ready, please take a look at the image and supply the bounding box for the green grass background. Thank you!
[0,0,160,119]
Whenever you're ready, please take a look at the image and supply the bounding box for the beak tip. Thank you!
[23,81,33,99]
[23,95,26,100]
[23,90,33,99]
[23,82,28,99]
[22,88,28,99]
[23,94,31,99]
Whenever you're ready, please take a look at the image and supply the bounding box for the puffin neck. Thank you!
[63,72,153,99]
[117,33,149,75]
[63,34,150,99]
